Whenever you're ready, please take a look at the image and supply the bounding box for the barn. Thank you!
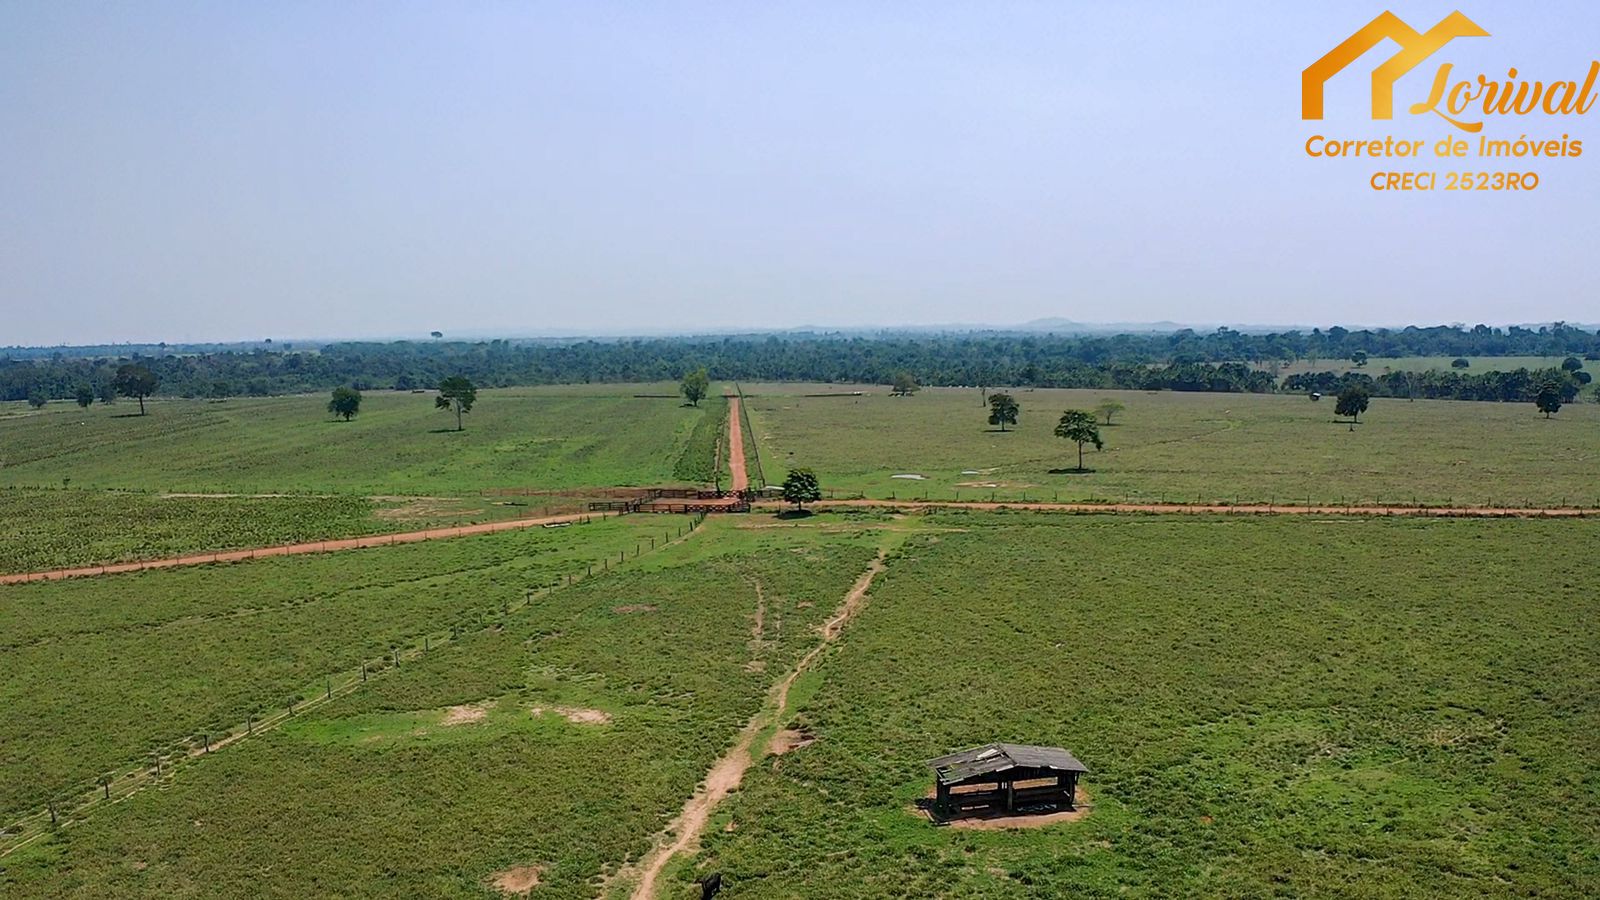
[926,743,1087,820]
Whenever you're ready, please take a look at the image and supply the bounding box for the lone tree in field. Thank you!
[1561,356,1583,373]
[435,375,477,431]
[987,393,1019,432]
[781,468,822,511]
[1055,410,1104,471]
[1535,379,1564,418]
[680,367,710,407]
[27,391,46,409]
[1451,357,1470,368]
[1093,399,1125,425]
[430,330,443,340]
[327,386,362,421]
[74,385,95,408]
[890,371,920,397]
[1335,385,1369,428]
[1351,350,1368,367]
[112,363,159,415]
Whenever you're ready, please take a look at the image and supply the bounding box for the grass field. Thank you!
[1,517,884,898]
[0,385,713,495]
[742,384,1600,507]
[683,512,1600,898]
[0,515,699,818]
[5,374,1599,899]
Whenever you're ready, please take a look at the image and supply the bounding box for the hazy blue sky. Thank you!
[4,2,1598,345]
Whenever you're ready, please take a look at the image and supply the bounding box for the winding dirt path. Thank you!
[625,552,886,900]
[0,511,607,585]
[767,499,1593,519]
[726,394,749,493]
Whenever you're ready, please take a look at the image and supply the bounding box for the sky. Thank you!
[3,1,1599,346]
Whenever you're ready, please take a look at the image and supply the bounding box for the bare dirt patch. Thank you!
[490,865,543,894]
[375,498,462,521]
[769,728,815,756]
[613,604,659,615]
[531,706,612,725]
[442,703,491,726]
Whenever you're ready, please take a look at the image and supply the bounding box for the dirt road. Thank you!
[0,511,606,585]
[624,552,887,900]
[726,394,748,493]
[772,499,1592,519]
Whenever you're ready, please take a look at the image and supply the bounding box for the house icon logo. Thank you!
[1303,11,1489,121]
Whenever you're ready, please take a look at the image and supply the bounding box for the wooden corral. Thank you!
[588,488,752,515]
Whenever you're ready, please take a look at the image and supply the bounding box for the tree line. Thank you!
[5,327,1598,404]
[1284,363,1590,404]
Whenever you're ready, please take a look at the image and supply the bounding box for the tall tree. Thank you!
[1535,379,1564,418]
[1054,410,1104,471]
[680,367,710,407]
[327,386,362,421]
[1351,350,1369,367]
[27,391,46,409]
[1334,385,1369,427]
[112,364,158,415]
[74,385,95,408]
[781,468,822,511]
[435,376,477,431]
[1093,399,1125,425]
[890,371,920,397]
[987,393,1019,432]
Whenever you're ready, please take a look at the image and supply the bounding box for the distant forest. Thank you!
[4,324,1597,404]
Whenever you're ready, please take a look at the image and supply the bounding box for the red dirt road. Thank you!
[726,394,749,493]
[0,511,605,586]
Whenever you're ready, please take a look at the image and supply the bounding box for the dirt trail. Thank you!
[625,552,887,900]
[726,394,749,493]
[775,499,1592,519]
[0,512,605,585]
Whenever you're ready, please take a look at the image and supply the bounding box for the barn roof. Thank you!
[926,743,1088,784]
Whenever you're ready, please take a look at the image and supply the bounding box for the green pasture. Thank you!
[1,517,883,898]
[687,512,1600,898]
[0,515,700,818]
[0,385,712,495]
[741,384,1600,507]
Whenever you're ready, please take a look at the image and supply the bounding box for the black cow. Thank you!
[697,871,723,899]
